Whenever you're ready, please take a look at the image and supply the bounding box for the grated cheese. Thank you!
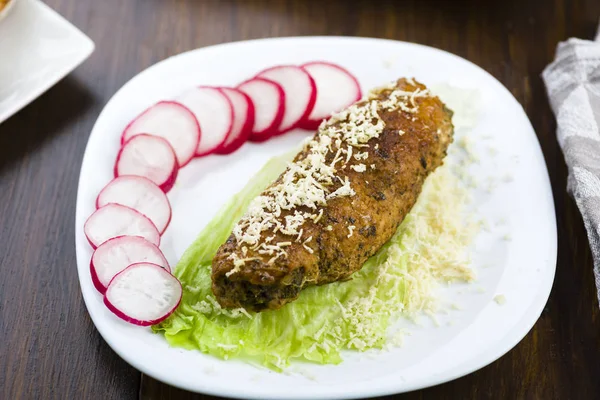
[227,80,432,274]
[313,209,324,223]
[345,145,353,163]
[303,244,314,254]
[347,225,355,238]
[332,164,478,350]
[327,176,355,199]
[354,151,369,161]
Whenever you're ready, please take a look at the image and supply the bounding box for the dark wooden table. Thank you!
[2,0,600,399]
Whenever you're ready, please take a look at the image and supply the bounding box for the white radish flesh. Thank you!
[84,204,160,249]
[114,134,178,193]
[300,62,362,129]
[237,78,285,142]
[215,88,254,154]
[91,236,170,294]
[256,65,316,134]
[96,176,172,234]
[177,86,234,156]
[121,101,200,167]
[104,262,182,326]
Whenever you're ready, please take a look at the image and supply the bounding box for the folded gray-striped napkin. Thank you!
[542,24,600,302]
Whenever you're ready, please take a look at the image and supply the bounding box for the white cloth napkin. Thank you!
[542,24,600,302]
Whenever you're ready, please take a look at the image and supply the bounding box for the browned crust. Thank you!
[212,78,454,311]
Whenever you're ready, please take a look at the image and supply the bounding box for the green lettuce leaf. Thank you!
[154,150,476,371]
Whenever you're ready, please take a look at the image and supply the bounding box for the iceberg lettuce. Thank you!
[154,151,475,371]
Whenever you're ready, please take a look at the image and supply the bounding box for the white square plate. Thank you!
[76,37,557,399]
[0,0,94,123]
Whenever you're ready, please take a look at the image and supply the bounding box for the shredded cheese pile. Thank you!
[322,164,478,351]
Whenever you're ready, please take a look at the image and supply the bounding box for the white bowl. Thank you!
[0,0,17,22]
[0,0,94,124]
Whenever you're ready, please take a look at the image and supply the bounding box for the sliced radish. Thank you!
[256,65,316,134]
[237,78,285,142]
[176,86,234,156]
[115,134,178,193]
[300,62,362,130]
[91,236,170,294]
[121,101,200,167]
[215,88,254,154]
[96,176,172,234]
[84,204,160,249]
[104,262,182,326]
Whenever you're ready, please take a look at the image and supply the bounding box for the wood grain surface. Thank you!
[2,0,600,399]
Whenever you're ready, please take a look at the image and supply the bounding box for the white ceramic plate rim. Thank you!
[75,36,557,399]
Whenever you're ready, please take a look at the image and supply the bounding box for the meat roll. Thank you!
[212,78,454,311]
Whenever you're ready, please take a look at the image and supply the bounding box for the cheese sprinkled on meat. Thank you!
[347,225,356,238]
[354,151,369,161]
[351,164,367,172]
[228,82,431,271]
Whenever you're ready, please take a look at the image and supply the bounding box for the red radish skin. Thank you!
[90,235,170,294]
[115,134,179,193]
[84,203,161,249]
[237,78,285,142]
[121,101,201,167]
[96,175,172,234]
[104,262,182,326]
[215,88,255,154]
[300,62,362,130]
[256,65,316,135]
[90,262,106,295]
[176,86,234,156]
